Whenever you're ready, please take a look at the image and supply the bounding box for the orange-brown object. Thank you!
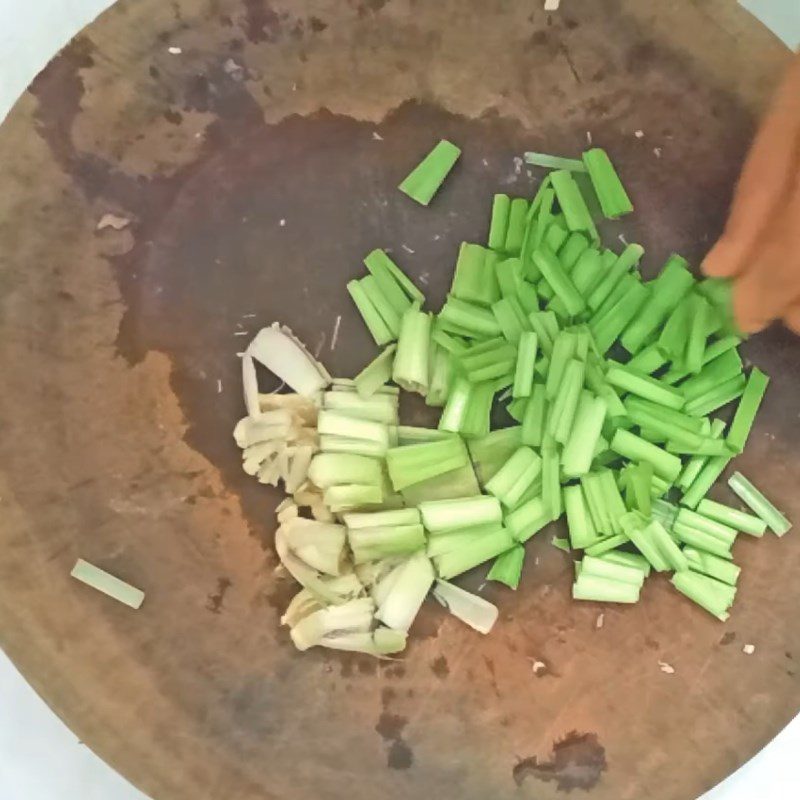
[703,53,800,332]
[0,3,797,800]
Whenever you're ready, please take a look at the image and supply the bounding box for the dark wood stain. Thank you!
[513,731,607,791]
[206,577,232,614]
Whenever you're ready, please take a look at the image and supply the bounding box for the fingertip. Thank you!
[784,304,800,336]
[702,238,745,279]
[733,271,774,334]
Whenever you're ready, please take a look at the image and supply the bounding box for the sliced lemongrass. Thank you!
[728,472,791,536]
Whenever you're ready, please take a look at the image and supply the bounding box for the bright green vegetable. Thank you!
[549,359,585,445]
[582,148,633,219]
[426,343,452,407]
[323,484,383,512]
[684,294,710,374]
[728,472,791,536]
[492,297,526,344]
[606,363,684,410]
[487,545,526,589]
[580,554,644,586]
[671,570,735,621]
[677,418,726,491]
[504,198,530,255]
[619,511,670,572]
[354,345,396,398]
[451,243,501,307]
[601,550,650,576]
[485,447,542,508]
[584,533,629,557]
[550,169,598,241]
[645,519,689,572]
[440,296,502,338]
[671,521,732,560]
[418,495,502,532]
[347,279,393,345]
[696,498,767,537]
[541,440,562,520]
[626,343,667,375]
[349,524,426,563]
[434,526,516,579]
[610,429,682,482]
[562,392,607,478]
[392,305,431,395]
[399,139,461,205]
[564,484,599,549]
[684,374,746,417]
[524,152,587,171]
[683,547,740,586]
[512,331,538,398]
[573,572,640,603]
[533,245,586,317]
[308,453,383,489]
[488,194,511,250]
[587,243,643,311]
[496,257,524,300]
[680,454,731,509]
[559,233,590,272]
[591,280,649,354]
[727,368,769,453]
[505,496,551,542]
[679,348,743,402]
[432,579,499,633]
[386,436,469,491]
[521,383,548,447]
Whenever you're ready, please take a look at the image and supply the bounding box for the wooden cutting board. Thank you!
[0,1,796,798]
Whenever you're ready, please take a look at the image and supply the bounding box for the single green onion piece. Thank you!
[496,257,524,299]
[533,245,586,317]
[419,494,502,532]
[728,472,792,536]
[504,198,530,256]
[426,343,452,407]
[610,429,682,482]
[545,331,578,399]
[671,522,733,559]
[726,367,769,453]
[432,579,499,634]
[658,296,693,360]
[354,345,396,398]
[626,343,668,375]
[584,533,629,557]
[591,280,649,354]
[550,169,599,241]
[308,453,383,488]
[324,389,398,425]
[562,392,607,478]
[386,436,469,491]
[680,454,731,509]
[438,377,472,433]
[459,380,495,438]
[492,297,526,344]
[426,526,493,558]
[317,410,389,448]
[506,496,551,542]
[524,151,587,171]
[671,571,736,622]
[582,148,633,219]
[684,374,746,417]
[587,243,644,311]
[451,243,501,307]
[564,484,599,549]
[399,139,461,205]
[541,440,562,520]
[323,484,383,512]
[696,498,767,537]
[485,447,542,509]
[347,279,393,345]
[665,437,732,457]
[620,511,671,572]
[440,296,502,338]
[349,524,426,563]
[434,527,516,579]
[487,545,526,589]
[360,275,402,336]
[550,359,586,445]
[582,472,613,535]
[683,547,740,587]
[601,550,651,576]
[606,363,684,410]
[580,554,645,586]
[678,348,743,402]
[558,232,590,272]
[488,194,511,250]
[401,459,481,506]
[71,559,145,609]
[683,293,710,374]
[363,249,414,317]
[573,573,640,604]
[512,331,539,399]
[645,519,689,572]
[521,383,548,447]
[318,435,387,458]
[392,305,431,394]
[677,418,726,490]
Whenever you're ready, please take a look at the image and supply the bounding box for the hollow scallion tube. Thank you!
[671,571,735,621]
[572,573,640,604]
[512,331,538,399]
[323,484,383,512]
[601,549,651,577]
[392,305,431,395]
[696,498,767,537]
[506,496,551,542]
[438,377,472,433]
[533,245,586,317]
[684,293,710,374]
[541,439,562,520]
[363,249,415,316]
[451,243,501,307]
[550,360,586,445]
[591,280,649,354]
[399,139,461,205]
[645,519,689,572]
[678,348,743,402]
[460,380,495,438]
[584,533,629,557]
[524,152,587,171]
[679,454,731,509]
[606,364,684,410]
[485,447,542,509]
[582,148,633,219]
[426,343,452,407]
[492,297,526,344]
[386,437,469,491]
[562,392,607,478]
[587,243,644,311]
[728,472,792,536]
[671,522,733,559]
[434,527,515,579]
[487,544,526,589]
[683,547,740,586]
[488,194,511,250]
[677,418,726,491]
[419,495,502,532]
[545,331,578,399]
[503,198,530,256]
[347,279,393,345]
[521,383,548,447]
[559,232,590,272]
[580,555,644,586]
[726,367,769,453]
[349,524,426,563]
[684,374,746,417]
[610,429,682,482]
[550,169,599,241]
[496,257,524,299]
[620,511,670,571]
[354,345,396,398]
[564,484,599,549]
[626,343,668,375]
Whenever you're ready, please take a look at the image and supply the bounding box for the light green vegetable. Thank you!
[399,139,461,205]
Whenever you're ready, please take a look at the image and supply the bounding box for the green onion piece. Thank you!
[365,248,425,305]
[419,494,502,532]
[539,221,569,269]
[564,484,599,549]
[606,363,684,410]
[587,243,644,311]
[626,343,668,375]
[550,169,599,241]
[545,331,578,399]
[683,547,740,586]
[726,367,769,453]
[318,435,387,458]
[671,570,735,621]
[347,279,393,345]
[426,343,452,407]
[451,243,501,307]
[392,305,431,395]
[524,151,587,171]
[399,139,461,205]
[582,148,633,219]
[517,282,540,315]
[426,526,493,558]
[645,519,689,572]
[432,579,499,634]
[591,280,649,354]
[580,554,645,586]
[559,232,590,272]
[512,331,539,398]
[434,527,515,579]
[487,545,526,589]
[696,498,767,537]
[658,296,693,360]
[684,294,710,374]
[506,496,551,542]
[460,380,495,438]
[504,198,530,256]
[467,426,522,485]
[401,460,481,505]
[671,522,733,560]
[345,508,420,528]
[568,247,605,297]
[317,410,389,449]
[438,377,472,433]
[323,484,384,512]
[680,454,731,509]
[488,194,511,250]
[70,559,145,609]
[440,296,502,338]
[541,440,562,520]
[533,245,586,317]
[684,374,746,417]
[562,392,607,478]
[677,418,726,490]
[349,524,426,563]
[624,398,704,446]
[360,275,402,336]
[485,447,542,508]
[582,472,613,535]
[521,383,548,447]
[678,348,743,402]
[386,436,469,491]
[584,533,629,556]
[665,437,732,456]
[620,511,671,571]
[601,549,651,576]
[621,255,694,354]
[363,249,413,317]
[375,552,435,631]
[728,472,792,536]
[354,345,396,398]
[324,390,398,425]
[550,359,586,445]
[528,310,560,356]
[492,297,526,344]
[573,573,640,604]
[308,453,383,488]
[496,257,524,299]
[610,429,682,482]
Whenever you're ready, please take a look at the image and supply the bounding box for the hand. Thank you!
[703,53,800,334]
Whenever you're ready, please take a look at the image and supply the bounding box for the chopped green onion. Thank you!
[680,454,731,509]
[487,545,526,589]
[580,554,645,586]
[434,526,516,579]
[564,484,599,549]
[485,447,543,509]
[347,279,393,345]
[399,139,461,205]
[308,453,383,488]
[418,495,502,532]
[684,294,710,374]
[521,383,548,447]
[323,484,383,512]
[512,331,539,398]
[601,550,651,576]
[360,275,402,336]
[683,547,740,586]
[533,245,586,317]
[684,375,747,417]
[728,472,791,536]
[671,570,735,621]
[488,194,511,250]
[550,169,598,241]
[587,243,643,311]
[504,198,530,256]
[696,498,767,537]
[452,243,501,307]
[506,496,551,542]
[440,296,502,338]
[573,572,640,603]
[727,368,769,453]
[610,429,682,482]
[562,392,607,478]
[386,436,469,491]
[432,579,499,633]
[679,348,743,402]
[582,148,633,219]
[392,305,431,395]
[354,345,396,398]
[584,533,629,557]
[524,152,587,171]
[364,248,425,305]
[626,343,668,375]
[620,511,670,571]
[606,363,684,410]
[375,551,435,630]
[541,440,562,520]
[349,524,426,563]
